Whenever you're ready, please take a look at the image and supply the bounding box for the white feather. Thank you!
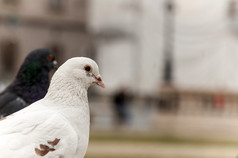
[0,57,103,158]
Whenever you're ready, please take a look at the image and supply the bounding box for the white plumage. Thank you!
[0,57,105,158]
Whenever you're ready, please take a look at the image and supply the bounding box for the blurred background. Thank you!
[1,0,238,157]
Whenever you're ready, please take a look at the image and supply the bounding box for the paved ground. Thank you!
[88,100,238,158]
[90,100,238,141]
[86,143,238,158]
[85,132,238,158]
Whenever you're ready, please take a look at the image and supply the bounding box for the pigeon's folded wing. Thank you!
[0,92,27,117]
[0,109,79,158]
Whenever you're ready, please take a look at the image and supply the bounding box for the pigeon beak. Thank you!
[52,60,58,69]
[95,75,106,88]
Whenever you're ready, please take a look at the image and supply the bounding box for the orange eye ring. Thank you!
[47,54,53,61]
[84,65,92,72]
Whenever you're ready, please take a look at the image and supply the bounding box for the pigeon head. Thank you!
[23,48,58,71]
[57,57,105,89]
[16,48,57,84]
[11,48,58,103]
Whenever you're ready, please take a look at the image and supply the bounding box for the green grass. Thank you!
[89,131,238,146]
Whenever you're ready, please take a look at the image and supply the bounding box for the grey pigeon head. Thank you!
[0,48,58,118]
[11,48,58,103]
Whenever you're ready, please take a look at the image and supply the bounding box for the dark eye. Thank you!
[84,65,92,72]
[47,54,53,61]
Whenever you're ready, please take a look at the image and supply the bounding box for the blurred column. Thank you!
[228,0,238,34]
[131,0,142,93]
[162,0,175,86]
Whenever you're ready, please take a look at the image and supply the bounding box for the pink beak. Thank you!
[95,75,106,88]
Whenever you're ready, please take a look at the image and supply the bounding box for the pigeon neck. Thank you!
[12,67,50,104]
[45,73,88,105]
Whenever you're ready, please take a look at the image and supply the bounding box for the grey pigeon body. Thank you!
[0,48,57,118]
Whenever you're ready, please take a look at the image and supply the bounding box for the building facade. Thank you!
[2,0,238,97]
[89,0,164,95]
[89,0,238,96]
[0,0,93,81]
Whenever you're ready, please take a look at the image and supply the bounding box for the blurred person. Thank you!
[112,87,132,126]
[213,94,226,112]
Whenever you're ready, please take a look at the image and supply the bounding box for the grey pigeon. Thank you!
[0,48,57,118]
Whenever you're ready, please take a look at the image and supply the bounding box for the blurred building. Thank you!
[89,0,238,95]
[0,0,93,80]
[89,0,163,96]
[2,0,238,101]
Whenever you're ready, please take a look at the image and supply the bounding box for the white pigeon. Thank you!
[0,57,105,158]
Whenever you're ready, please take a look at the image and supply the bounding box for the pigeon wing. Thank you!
[0,107,79,158]
[0,92,27,118]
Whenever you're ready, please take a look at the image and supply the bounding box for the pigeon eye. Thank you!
[84,65,92,72]
[47,55,53,61]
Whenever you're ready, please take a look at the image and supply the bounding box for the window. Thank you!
[48,0,66,13]
[75,0,86,9]
[0,40,18,74]
[229,0,238,17]
[3,0,19,6]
